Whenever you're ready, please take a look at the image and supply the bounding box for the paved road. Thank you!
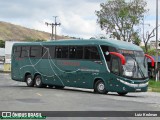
[0,73,160,120]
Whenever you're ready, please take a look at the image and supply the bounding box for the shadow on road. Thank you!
[0,84,144,98]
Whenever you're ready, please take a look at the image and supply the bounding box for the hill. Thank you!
[0,21,69,41]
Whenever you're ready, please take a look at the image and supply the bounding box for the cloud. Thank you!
[1,0,159,39]
[0,0,106,39]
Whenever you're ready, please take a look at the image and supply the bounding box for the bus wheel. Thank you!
[94,80,107,94]
[34,75,44,88]
[117,92,128,96]
[55,86,64,89]
[26,74,34,87]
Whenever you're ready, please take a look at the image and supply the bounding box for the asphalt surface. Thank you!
[0,73,160,120]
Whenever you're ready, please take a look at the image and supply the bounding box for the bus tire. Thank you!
[94,80,107,94]
[34,75,44,88]
[55,86,64,89]
[117,92,128,96]
[26,74,34,87]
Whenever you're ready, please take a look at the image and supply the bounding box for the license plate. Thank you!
[136,89,141,92]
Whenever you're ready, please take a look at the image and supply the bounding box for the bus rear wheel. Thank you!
[34,75,44,88]
[117,92,128,96]
[94,80,107,94]
[26,74,34,87]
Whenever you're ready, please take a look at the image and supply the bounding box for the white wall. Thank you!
[0,48,5,56]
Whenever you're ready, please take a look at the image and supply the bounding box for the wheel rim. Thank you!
[36,78,41,86]
[98,82,105,91]
[27,77,32,84]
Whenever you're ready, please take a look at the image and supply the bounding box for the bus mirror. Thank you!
[145,54,155,67]
[109,52,126,65]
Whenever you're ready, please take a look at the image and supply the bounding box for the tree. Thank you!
[132,32,141,46]
[143,25,160,53]
[95,0,148,43]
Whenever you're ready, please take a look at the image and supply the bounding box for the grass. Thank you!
[148,80,160,92]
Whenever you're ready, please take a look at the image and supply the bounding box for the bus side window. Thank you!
[84,46,100,60]
[55,46,62,58]
[101,45,110,61]
[76,46,83,59]
[48,46,55,58]
[61,46,69,59]
[69,46,76,59]
[30,46,42,58]
[21,46,30,58]
[101,45,117,69]
[42,47,49,59]
[14,46,21,58]
[90,47,100,60]
[111,57,120,75]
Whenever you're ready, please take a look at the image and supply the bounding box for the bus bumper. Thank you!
[117,79,148,92]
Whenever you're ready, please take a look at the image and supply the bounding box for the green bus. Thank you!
[11,39,154,96]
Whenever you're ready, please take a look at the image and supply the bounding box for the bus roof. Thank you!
[13,39,143,51]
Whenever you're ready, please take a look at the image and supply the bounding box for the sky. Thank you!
[0,0,160,40]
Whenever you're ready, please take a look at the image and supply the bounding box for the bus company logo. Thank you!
[0,111,46,119]
[2,112,11,117]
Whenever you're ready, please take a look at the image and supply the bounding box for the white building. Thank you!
[0,48,5,71]
[0,48,5,62]
[150,40,160,49]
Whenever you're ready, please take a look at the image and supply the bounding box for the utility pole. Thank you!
[45,22,55,40]
[45,16,61,40]
[53,16,61,40]
[155,0,159,82]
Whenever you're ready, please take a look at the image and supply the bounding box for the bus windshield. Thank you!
[119,50,148,79]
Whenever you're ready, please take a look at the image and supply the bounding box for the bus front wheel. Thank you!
[34,75,44,88]
[94,80,108,94]
[26,74,34,87]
